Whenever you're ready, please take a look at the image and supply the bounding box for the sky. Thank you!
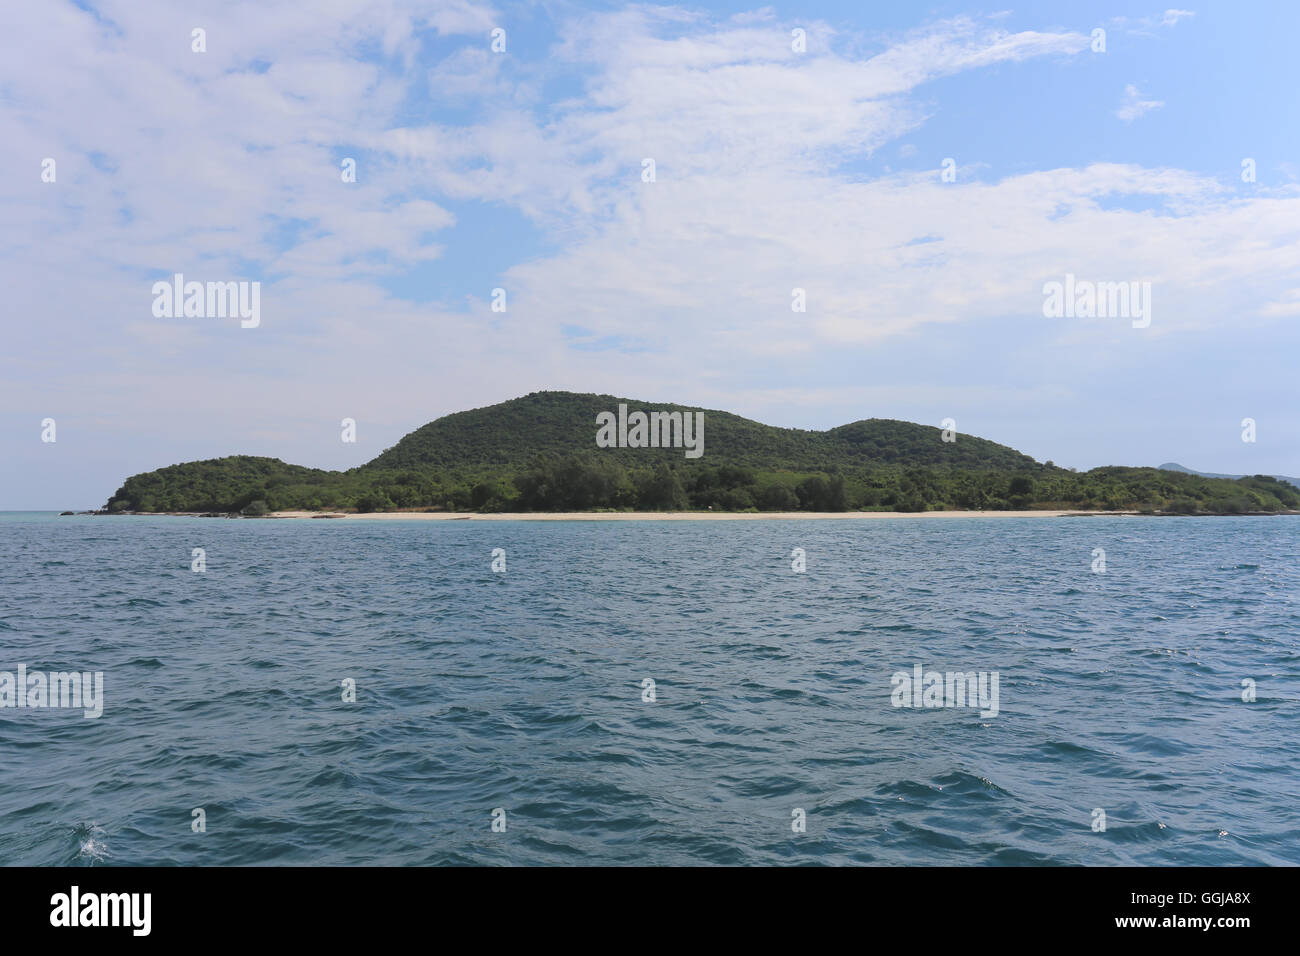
[1,1,1298,508]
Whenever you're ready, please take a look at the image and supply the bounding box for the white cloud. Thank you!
[1116,84,1164,121]
[1110,9,1195,36]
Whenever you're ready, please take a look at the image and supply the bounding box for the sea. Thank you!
[1,511,1297,865]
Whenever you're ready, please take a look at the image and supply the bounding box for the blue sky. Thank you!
[2,1,1299,507]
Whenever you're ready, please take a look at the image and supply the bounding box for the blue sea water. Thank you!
[0,511,1297,866]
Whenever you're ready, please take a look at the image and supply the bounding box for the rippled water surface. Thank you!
[1,512,1297,865]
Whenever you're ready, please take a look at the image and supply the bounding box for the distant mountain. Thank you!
[1158,463,1300,490]
[100,392,1300,514]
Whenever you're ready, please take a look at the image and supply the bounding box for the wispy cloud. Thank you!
[1111,8,1196,36]
[1116,84,1164,121]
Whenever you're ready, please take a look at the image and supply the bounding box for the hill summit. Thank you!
[365,391,1036,472]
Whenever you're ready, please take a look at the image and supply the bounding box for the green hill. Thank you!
[103,391,1300,515]
[367,391,1036,472]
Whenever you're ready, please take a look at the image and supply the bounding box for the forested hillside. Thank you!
[104,392,1300,515]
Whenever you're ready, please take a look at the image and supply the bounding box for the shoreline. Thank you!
[70,509,1297,521]
[265,509,1124,521]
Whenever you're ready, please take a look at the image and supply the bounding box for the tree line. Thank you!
[106,453,1300,515]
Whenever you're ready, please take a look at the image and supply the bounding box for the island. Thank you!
[98,391,1300,517]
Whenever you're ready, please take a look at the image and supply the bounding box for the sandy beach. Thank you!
[265,509,1125,521]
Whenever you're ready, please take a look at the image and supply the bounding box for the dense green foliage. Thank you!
[367,391,1038,472]
[104,392,1300,515]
